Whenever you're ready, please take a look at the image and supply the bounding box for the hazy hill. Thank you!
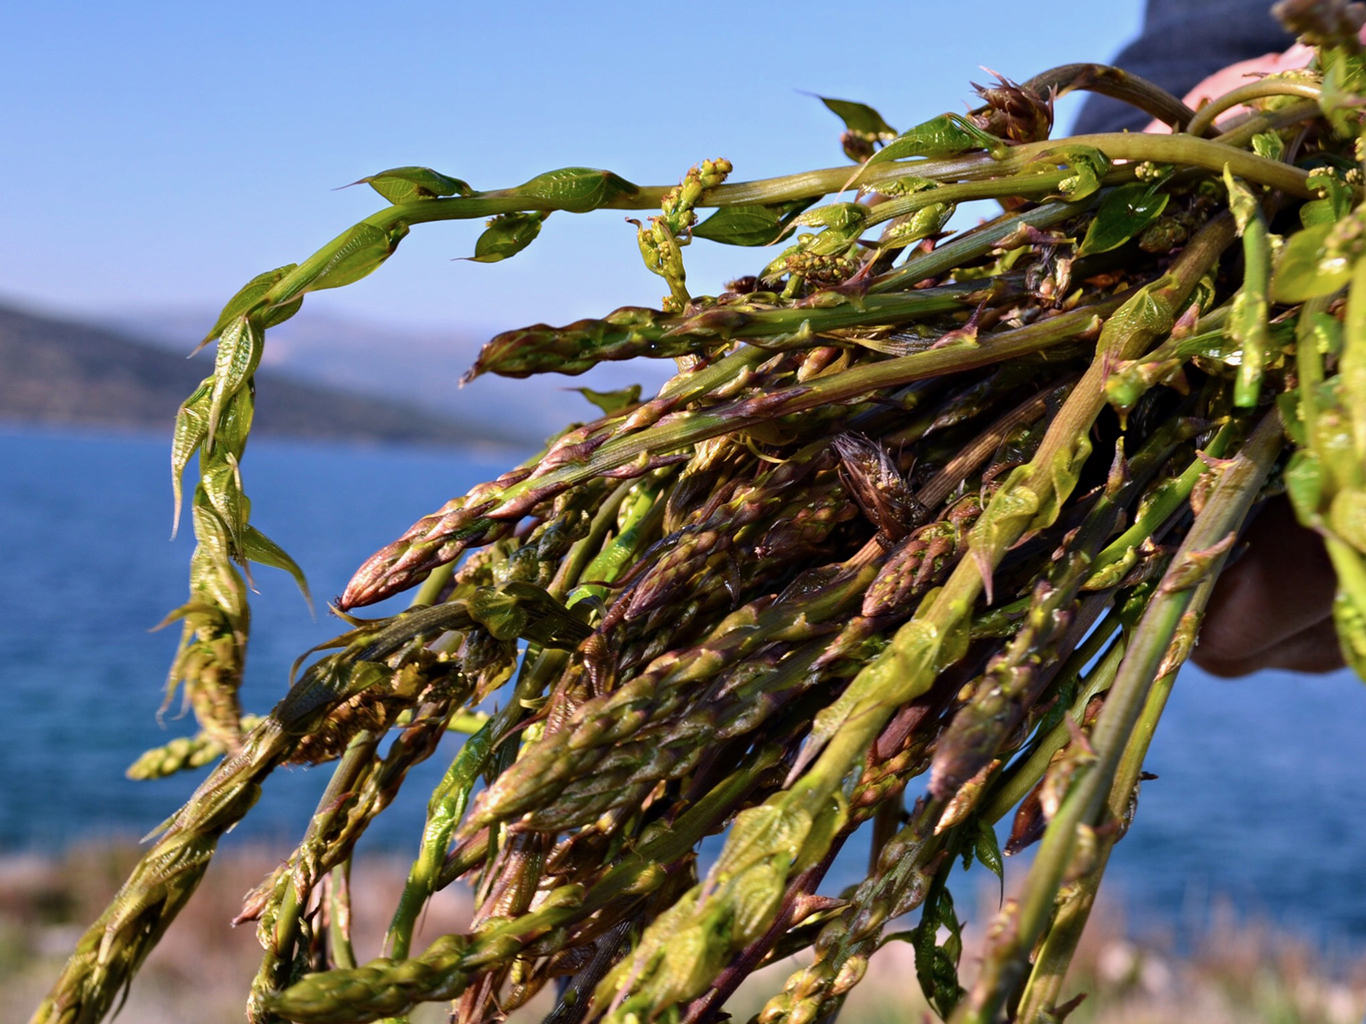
[105,306,673,443]
[0,303,526,447]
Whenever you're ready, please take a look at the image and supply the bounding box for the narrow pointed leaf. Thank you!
[171,381,212,536]
[242,524,313,611]
[208,316,264,445]
[508,167,639,212]
[866,113,1005,168]
[356,166,473,204]
[199,265,297,349]
[1077,183,1169,256]
[470,211,545,263]
[1271,221,1351,302]
[569,384,641,415]
[814,94,897,139]
[691,198,816,246]
[309,221,411,292]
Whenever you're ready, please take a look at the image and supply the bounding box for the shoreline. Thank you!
[6,841,1363,1024]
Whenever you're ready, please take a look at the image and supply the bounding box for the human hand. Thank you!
[1144,12,1366,135]
[1148,42,1319,133]
[1193,497,1344,676]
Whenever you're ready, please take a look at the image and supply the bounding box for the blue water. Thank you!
[3,426,1365,950]
[0,426,510,854]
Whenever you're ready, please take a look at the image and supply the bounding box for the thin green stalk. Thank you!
[578,215,1234,1024]
[328,861,357,971]
[31,588,583,1024]
[1213,99,1323,149]
[251,130,1305,321]
[386,481,665,959]
[1186,78,1326,138]
[410,561,455,607]
[869,201,1081,294]
[950,409,1284,1024]
[980,626,1125,826]
[896,133,1313,197]
[343,291,1123,608]
[549,479,636,600]
[915,380,1077,510]
[1016,557,1226,1021]
[1015,651,1178,1022]
[384,723,494,960]
[1010,63,1197,130]
[1297,296,1333,445]
[861,167,1135,228]
[1083,421,1238,589]
[269,744,789,1023]
[248,731,381,1022]
[794,217,1233,802]
[929,409,1198,800]
[1226,173,1274,409]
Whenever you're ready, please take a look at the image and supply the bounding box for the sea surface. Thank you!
[4,426,1366,951]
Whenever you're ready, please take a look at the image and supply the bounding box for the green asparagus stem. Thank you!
[45,39,1366,1024]
[950,410,1284,1024]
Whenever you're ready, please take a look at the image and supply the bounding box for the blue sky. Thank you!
[2,1,1143,337]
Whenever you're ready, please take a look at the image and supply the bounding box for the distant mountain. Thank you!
[104,306,673,444]
[0,302,527,447]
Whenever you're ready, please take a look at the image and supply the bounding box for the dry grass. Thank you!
[4,842,1363,1024]
[0,841,470,1024]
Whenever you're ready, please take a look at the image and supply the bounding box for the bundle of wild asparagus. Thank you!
[33,3,1366,1022]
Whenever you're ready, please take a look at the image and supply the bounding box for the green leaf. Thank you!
[974,818,1004,884]
[569,384,641,415]
[691,198,815,246]
[1334,588,1366,681]
[1271,222,1351,302]
[910,882,965,1018]
[794,203,867,232]
[509,167,639,213]
[1284,449,1325,525]
[214,383,255,459]
[199,265,297,350]
[881,202,956,248]
[470,211,545,263]
[1042,145,1112,202]
[792,791,847,874]
[1320,46,1366,135]
[208,316,264,445]
[469,581,592,649]
[308,221,410,292]
[814,94,897,140]
[1251,131,1286,162]
[1311,309,1345,359]
[355,166,473,204]
[1332,489,1366,553]
[1277,390,1307,447]
[866,112,1005,169]
[201,458,247,553]
[875,176,937,198]
[188,500,245,612]
[171,381,212,536]
[263,296,303,331]
[1302,170,1355,227]
[242,524,313,611]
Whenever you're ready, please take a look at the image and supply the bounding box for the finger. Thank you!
[1193,496,1337,671]
[1195,616,1344,677]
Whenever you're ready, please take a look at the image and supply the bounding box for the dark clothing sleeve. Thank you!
[1072,0,1294,134]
